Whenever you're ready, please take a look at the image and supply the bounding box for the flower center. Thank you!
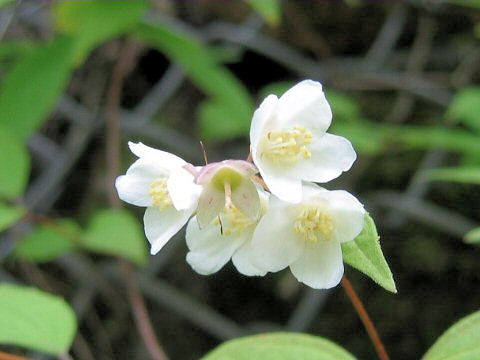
[149,177,172,210]
[261,125,312,164]
[215,201,255,236]
[294,207,334,243]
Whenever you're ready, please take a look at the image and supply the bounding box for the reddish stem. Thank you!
[341,276,390,360]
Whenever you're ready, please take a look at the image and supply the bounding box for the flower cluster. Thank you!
[116,80,365,289]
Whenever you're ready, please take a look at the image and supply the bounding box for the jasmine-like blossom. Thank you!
[250,183,365,289]
[186,185,269,276]
[195,160,260,229]
[250,80,357,203]
[115,142,201,254]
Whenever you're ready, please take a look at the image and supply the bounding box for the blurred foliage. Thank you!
[423,309,480,360]
[0,283,77,355]
[202,333,355,360]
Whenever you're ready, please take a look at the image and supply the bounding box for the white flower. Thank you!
[250,183,365,289]
[115,142,201,255]
[250,80,357,203]
[186,185,269,276]
[195,160,260,229]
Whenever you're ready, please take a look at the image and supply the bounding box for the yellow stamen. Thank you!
[294,207,334,243]
[261,125,312,164]
[214,200,254,236]
[149,177,172,210]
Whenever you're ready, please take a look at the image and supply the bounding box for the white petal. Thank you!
[144,206,193,255]
[250,94,278,151]
[231,178,260,220]
[324,190,365,243]
[128,142,186,171]
[251,205,304,272]
[115,157,168,207]
[275,80,332,133]
[167,169,202,211]
[258,161,303,203]
[232,240,267,276]
[186,216,244,275]
[290,240,344,289]
[279,133,356,184]
[196,184,225,229]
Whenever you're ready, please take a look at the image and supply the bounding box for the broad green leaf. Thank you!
[423,309,480,360]
[450,0,480,9]
[201,332,356,360]
[15,220,80,263]
[465,227,480,244]
[342,214,396,293]
[0,0,14,8]
[0,283,77,355]
[0,126,29,199]
[134,21,254,140]
[0,202,24,232]
[325,91,361,122]
[54,2,147,64]
[422,167,480,185]
[245,0,281,26]
[447,87,480,133]
[82,209,147,266]
[0,36,75,140]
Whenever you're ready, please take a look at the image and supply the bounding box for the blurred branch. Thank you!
[104,39,169,360]
[286,288,330,332]
[367,190,478,237]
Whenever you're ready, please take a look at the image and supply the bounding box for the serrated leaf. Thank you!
[422,167,480,185]
[0,202,24,232]
[82,209,147,266]
[201,332,356,360]
[465,227,480,244]
[134,21,254,141]
[0,283,77,355]
[341,214,396,293]
[423,309,480,360]
[0,126,30,199]
[0,36,75,140]
[245,0,281,27]
[15,220,80,263]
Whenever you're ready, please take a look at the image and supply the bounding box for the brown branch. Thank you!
[105,39,169,360]
[0,352,29,360]
[341,276,389,360]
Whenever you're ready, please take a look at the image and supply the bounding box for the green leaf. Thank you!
[15,220,80,263]
[423,309,480,360]
[465,227,480,244]
[82,209,147,266]
[134,21,254,140]
[245,0,281,27]
[0,202,24,232]
[0,36,75,140]
[0,126,30,199]
[341,214,396,293]
[54,2,147,64]
[447,87,480,133]
[259,81,293,99]
[325,91,361,122]
[422,167,480,185]
[0,283,77,355]
[201,332,356,360]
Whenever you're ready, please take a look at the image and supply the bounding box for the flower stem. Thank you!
[341,276,390,360]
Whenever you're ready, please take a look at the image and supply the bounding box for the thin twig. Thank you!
[0,351,30,360]
[105,39,169,360]
[341,276,389,360]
